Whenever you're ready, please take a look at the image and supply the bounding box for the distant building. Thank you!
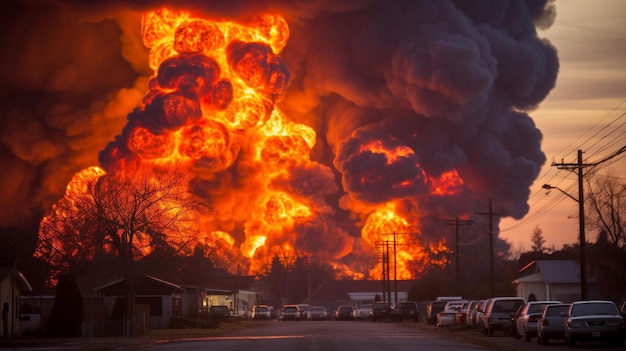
[513,260,584,302]
[310,280,413,311]
[0,266,32,338]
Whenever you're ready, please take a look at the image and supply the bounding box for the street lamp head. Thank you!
[542,184,554,190]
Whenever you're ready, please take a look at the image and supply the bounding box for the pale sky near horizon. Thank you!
[499,0,626,252]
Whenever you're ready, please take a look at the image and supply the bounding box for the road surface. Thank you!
[145,321,487,351]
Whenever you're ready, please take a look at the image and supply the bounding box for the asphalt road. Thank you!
[145,321,487,351]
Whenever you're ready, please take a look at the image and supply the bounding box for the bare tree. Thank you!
[36,163,211,335]
[585,170,626,247]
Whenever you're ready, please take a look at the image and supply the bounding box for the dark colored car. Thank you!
[426,301,448,325]
[392,301,419,322]
[565,300,624,347]
[335,305,354,320]
[537,303,570,345]
[209,305,231,323]
[372,302,393,322]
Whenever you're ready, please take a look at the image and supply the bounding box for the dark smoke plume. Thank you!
[1,0,557,274]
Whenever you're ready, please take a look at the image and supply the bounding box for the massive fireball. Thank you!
[38,8,463,279]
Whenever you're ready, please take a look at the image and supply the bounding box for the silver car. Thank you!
[514,300,562,341]
[481,297,525,336]
[537,303,570,345]
[565,300,624,347]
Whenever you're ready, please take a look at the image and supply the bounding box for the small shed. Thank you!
[513,260,581,302]
[0,267,32,338]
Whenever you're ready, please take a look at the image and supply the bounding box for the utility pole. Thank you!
[549,146,626,299]
[377,242,388,302]
[444,218,472,296]
[551,149,591,299]
[385,240,391,303]
[476,199,506,296]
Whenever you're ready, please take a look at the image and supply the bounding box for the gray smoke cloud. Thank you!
[0,0,557,275]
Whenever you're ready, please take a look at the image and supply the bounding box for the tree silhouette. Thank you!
[36,163,211,335]
[530,225,546,253]
[47,272,83,337]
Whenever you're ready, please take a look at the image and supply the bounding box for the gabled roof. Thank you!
[94,274,184,295]
[516,260,580,284]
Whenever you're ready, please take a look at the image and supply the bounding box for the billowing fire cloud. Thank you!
[2,1,557,279]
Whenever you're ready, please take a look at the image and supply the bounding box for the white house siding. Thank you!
[549,283,580,302]
[516,281,546,301]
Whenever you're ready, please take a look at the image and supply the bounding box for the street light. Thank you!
[542,183,587,299]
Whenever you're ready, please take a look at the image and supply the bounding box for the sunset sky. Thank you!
[499,0,626,251]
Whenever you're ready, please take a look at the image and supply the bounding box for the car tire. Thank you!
[524,328,531,342]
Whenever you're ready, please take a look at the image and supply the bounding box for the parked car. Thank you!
[353,304,373,320]
[281,304,302,321]
[209,305,231,323]
[466,300,482,328]
[537,303,570,345]
[372,302,393,322]
[307,306,328,321]
[437,305,462,327]
[426,301,448,325]
[565,300,624,347]
[514,300,562,341]
[474,299,491,330]
[298,304,311,320]
[251,304,271,320]
[455,301,471,324]
[335,305,354,320]
[392,301,419,322]
[481,297,525,336]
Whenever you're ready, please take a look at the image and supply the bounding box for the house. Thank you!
[513,260,582,302]
[89,274,184,336]
[180,275,261,318]
[0,266,32,338]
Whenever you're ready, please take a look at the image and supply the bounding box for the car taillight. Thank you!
[529,315,539,323]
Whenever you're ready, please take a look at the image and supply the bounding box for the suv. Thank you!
[251,305,271,320]
[281,304,301,321]
[392,301,419,322]
[481,297,525,336]
[565,300,624,347]
[335,305,354,320]
[372,302,393,322]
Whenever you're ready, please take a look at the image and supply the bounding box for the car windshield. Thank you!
[284,307,298,312]
[571,303,618,317]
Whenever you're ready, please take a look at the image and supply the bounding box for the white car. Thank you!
[353,304,372,320]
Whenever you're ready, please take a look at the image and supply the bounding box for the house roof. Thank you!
[94,274,184,295]
[0,267,33,293]
[516,260,580,284]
